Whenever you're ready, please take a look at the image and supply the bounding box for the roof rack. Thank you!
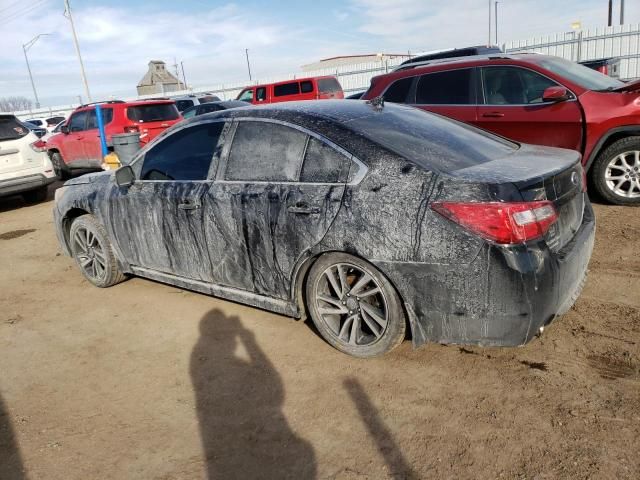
[76,100,125,109]
[141,97,171,101]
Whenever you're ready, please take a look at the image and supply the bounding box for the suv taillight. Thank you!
[29,139,47,153]
[124,125,139,133]
[431,201,558,245]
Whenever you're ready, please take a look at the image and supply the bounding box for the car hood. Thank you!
[63,171,112,186]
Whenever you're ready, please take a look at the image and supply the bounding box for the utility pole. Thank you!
[181,61,187,89]
[488,0,492,46]
[608,0,613,26]
[245,48,252,81]
[64,0,91,102]
[22,34,50,109]
[620,0,625,24]
[494,2,499,45]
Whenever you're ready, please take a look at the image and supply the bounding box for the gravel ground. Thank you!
[0,184,638,480]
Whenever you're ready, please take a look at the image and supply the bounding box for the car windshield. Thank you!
[346,104,518,172]
[127,103,180,122]
[0,116,30,142]
[536,56,624,91]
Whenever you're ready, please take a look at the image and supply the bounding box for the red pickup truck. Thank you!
[362,54,640,205]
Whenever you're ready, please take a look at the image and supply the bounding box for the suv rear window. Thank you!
[127,103,179,123]
[318,78,341,94]
[0,116,29,142]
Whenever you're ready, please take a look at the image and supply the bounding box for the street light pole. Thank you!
[245,48,252,82]
[63,0,91,102]
[22,34,51,109]
[488,0,492,46]
[495,2,499,45]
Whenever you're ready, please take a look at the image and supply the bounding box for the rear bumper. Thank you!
[0,173,56,198]
[377,200,596,347]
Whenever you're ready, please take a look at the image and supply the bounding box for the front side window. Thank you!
[68,111,88,132]
[300,137,347,183]
[482,66,558,105]
[415,69,473,105]
[237,89,253,102]
[274,82,300,97]
[225,121,307,182]
[140,122,224,181]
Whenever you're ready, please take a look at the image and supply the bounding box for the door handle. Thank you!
[178,200,201,210]
[482,112,505,118]
[288,204,321,215]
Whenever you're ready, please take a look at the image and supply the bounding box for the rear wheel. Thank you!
[592,137,640,205]
[22,186,48,203]
[51,152,71,180]
[305,253,406,357]
[69,215,126,288]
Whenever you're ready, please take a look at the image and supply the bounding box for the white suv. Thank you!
[0,114,57,203]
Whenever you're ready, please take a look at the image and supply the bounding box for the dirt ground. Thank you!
[0,183,638,480]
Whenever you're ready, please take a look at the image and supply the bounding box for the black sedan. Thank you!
[181,100,249,119]
[53,100,594,357]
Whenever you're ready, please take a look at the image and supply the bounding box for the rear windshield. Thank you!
[346,104,517,172]
[127,103,180,123]
[0,116,30,142]
[318,78,342,94]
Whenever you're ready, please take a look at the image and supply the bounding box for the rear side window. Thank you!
[317,77,342,94]
[225,121,306,181]
[0,116,29,141]
[140,123,223,181]
[127,104,180,123]
[86,108,113,129]
[256,87,267,101]
[416,69,473,104]
[69,111,88,132]
[300,137,347,183]
[300,80,313,93]
[383,77,414,103]
[274,82,300,97]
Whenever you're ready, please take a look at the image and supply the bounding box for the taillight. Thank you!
[431,201,558,245]
[124,125,139,133]
[30,139,47,152]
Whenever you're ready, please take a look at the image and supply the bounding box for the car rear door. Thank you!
[108,121,226,281]
[475,66,583,150]
[410,68,478,123]
[206,119,349,300]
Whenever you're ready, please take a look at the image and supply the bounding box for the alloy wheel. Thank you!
[314,263,389,347]
[605,150,640,198]
[73,226,108,282]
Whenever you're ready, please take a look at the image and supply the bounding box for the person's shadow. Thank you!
[0,393,26,480]
[191,309,316,479]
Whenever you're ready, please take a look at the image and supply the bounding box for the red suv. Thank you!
[46,99,181,178]
[236,76,344,104]
[362,54,640,205]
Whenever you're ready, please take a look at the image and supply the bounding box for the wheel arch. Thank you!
[585,126,640,172]
[60,207,91,253]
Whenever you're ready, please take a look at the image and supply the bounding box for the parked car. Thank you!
[181,100,249,119]
[26,116,66,133]
[45,99,181,178]
[53,100,594,357]
[24,123,47,138]
[171,94,221,112]
[236,76,343,104]
[362,53,640,205]
[46,116,67,129]
[0,114,56,202]
[42,120,66,142]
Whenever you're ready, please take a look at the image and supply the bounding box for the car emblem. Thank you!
[571,171,580,186]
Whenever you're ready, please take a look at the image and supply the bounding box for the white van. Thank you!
[0,114,57,203]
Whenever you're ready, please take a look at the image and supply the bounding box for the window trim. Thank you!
[215,117,366,186]
[479,65,577,106]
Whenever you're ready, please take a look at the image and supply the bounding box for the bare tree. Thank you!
[0,96,33,113]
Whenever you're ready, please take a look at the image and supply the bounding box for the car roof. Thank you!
[392,52,547,72]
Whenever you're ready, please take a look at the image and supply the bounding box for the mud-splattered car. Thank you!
[53,100,595,357]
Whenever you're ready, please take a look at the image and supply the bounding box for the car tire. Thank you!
[69,215,127,288]
[591,137,640,205]
[305,252,406,357]
[51,152,71,180]
[22,186,48,203]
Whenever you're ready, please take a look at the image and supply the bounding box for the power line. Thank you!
[0,0,48,26]
[0,0,25,15]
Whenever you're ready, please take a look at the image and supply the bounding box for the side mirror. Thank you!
[115,165,135,187]
[60,125,70,134]
[542,86,569,103]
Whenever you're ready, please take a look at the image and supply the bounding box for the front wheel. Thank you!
[305,253,406,357]
[591,137,640,205]
[69,215,127,288]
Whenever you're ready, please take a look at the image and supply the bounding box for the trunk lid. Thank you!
[125,103,181,144]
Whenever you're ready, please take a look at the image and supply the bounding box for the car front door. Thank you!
[410,68,479,124]
[107,121,226,281]
[205,119,348,300]
[475,66,583,150]
[83,107,113,167]
[63,111,88,166]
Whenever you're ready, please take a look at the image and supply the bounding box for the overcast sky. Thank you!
[1,0,639,106]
